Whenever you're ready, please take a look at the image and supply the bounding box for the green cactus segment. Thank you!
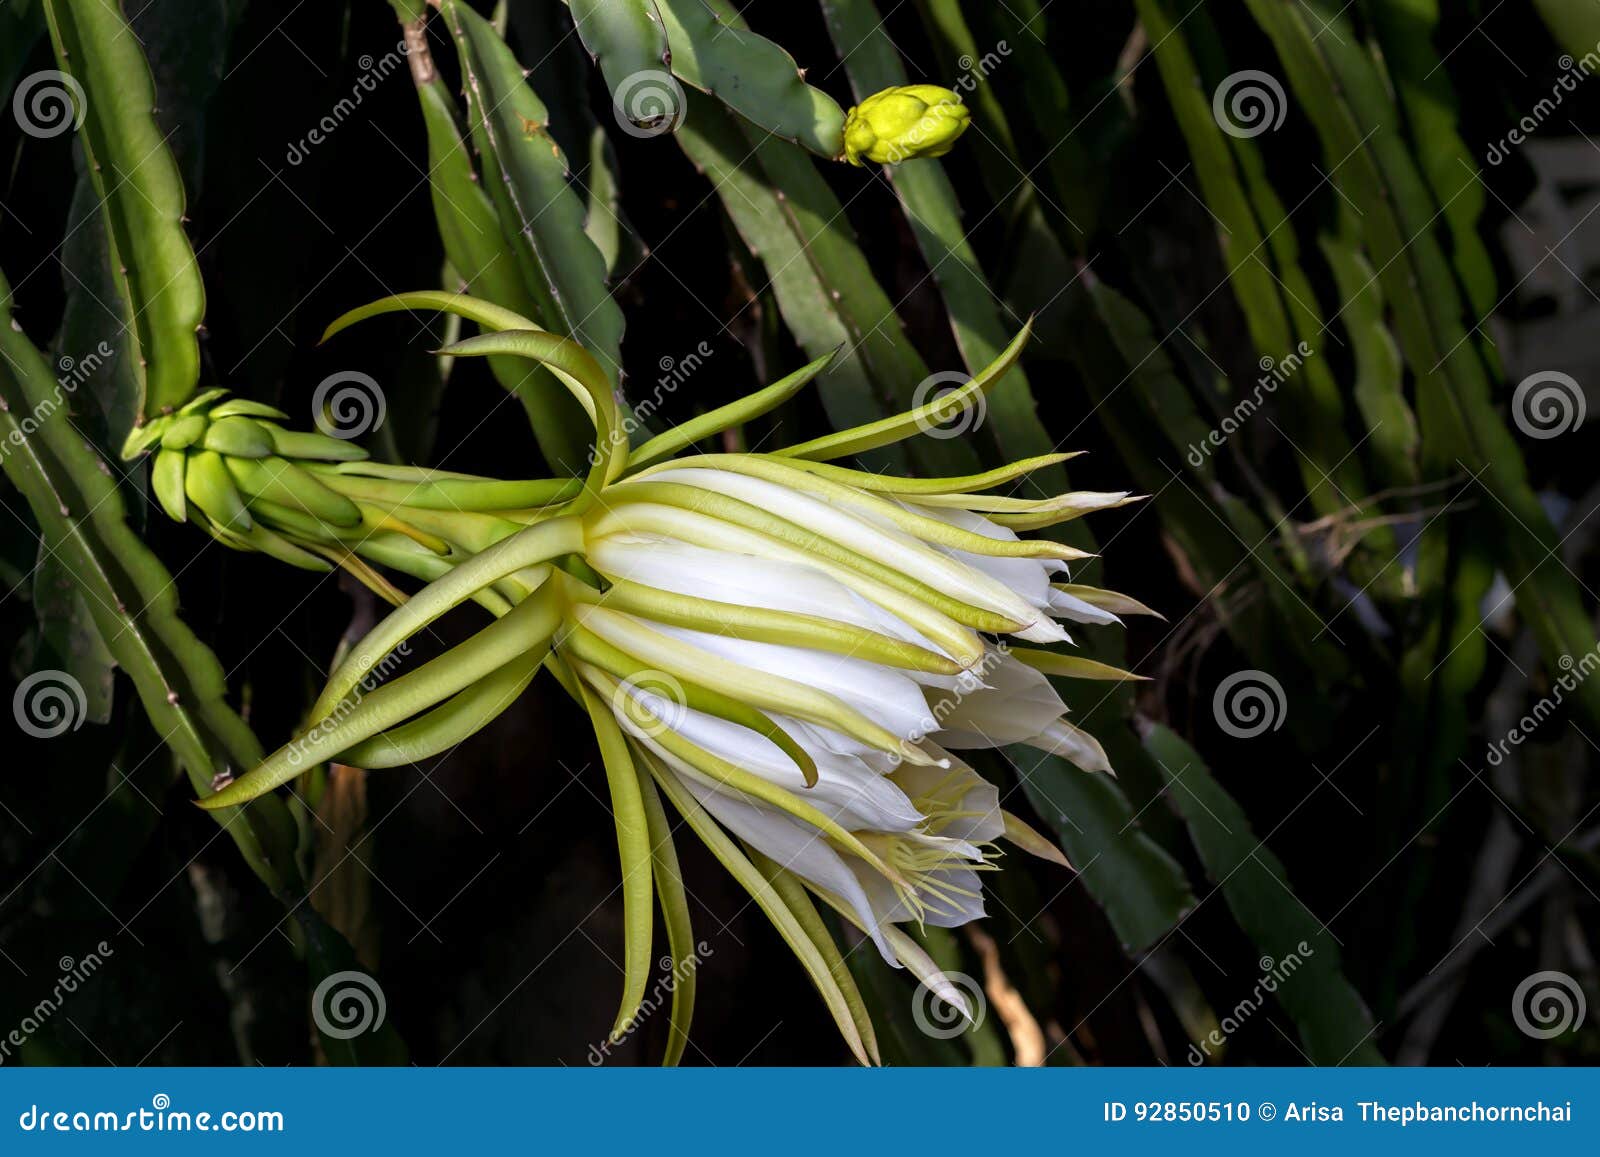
[910,0,1019,166]
[40,0,205,448]
[1070,276,1336,680]
[445,3,626,398]
[1141,722,1385,1065]
[654,0,846,158]
[1533,1,1600,88]
[820,0,1078,535]
[1319,230,1417,492]
[754,134,989,479]
[565,0,672,114]
[0,269,294,899]
[1246,0,1600,732]
[1137,0,1368,527]
[676,94,983,478]
[583,127,628,278]
[672,94,901,470]
[4,271,402,1060]
[408,54,591,468]
[1365,0,1495,319]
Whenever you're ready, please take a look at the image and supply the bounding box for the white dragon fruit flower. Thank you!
[201,294,1158,1063]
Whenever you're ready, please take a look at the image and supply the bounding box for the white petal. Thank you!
[1013,617,1075,644]
[672,771,898,962]
[585,504,987,667]
[928,649,1068,748]
[648,467,1042,627]
[785,719,912,774]
[886,927,974,1017]
[623,690,926,833]
[847,860,987,928]
[588,535,934,648]
[1028,718,1114,774]
[1047,586,1121,626]
[591,536,970,691]
[647,622,936,740]
[904,503,1078,642]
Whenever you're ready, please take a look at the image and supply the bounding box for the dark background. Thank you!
[1,0,1597,1065]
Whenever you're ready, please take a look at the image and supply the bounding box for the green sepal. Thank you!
[625,347,841,474]
[643,754,875,1065]
[339,651,544,769]
[774,320,1031,460]
[577,678,656,1043]
[150,448,188,523]
[160,412,209,449]
[183,449,251,532]
[201,415,275,458]
[1010,647,1148,682]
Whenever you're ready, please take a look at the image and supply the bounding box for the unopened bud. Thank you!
[842,84,970,166]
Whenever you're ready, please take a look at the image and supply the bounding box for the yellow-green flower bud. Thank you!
[842,84,971,166]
